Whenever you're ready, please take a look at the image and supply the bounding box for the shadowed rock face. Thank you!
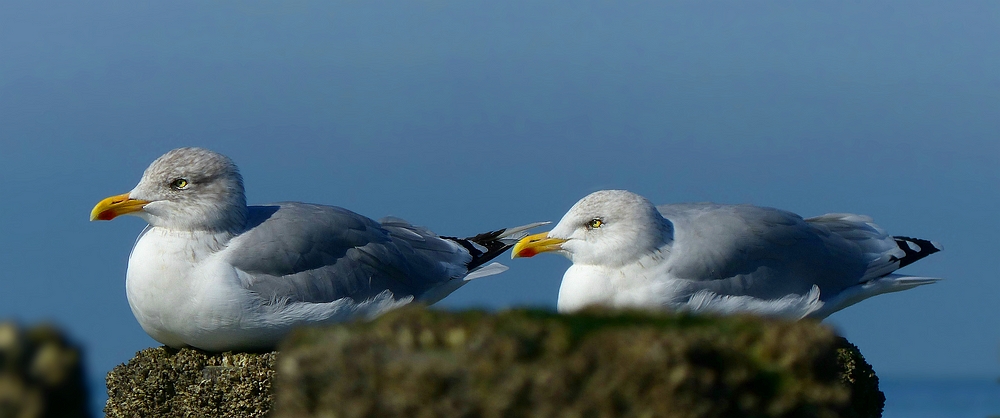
[0,322,91,418]
[105,307,884,418]
[836,338,886,418]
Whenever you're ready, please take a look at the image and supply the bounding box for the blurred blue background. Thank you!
[1,1,998,416]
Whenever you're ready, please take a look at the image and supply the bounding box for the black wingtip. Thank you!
[891,236,942,268]
[442,228,511,271]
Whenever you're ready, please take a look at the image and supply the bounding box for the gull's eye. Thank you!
[170,178,189,190]
[587,218,603,229]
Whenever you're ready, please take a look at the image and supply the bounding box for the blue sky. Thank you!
[1,0,998,405]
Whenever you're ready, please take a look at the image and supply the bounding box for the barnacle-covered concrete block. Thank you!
[104,307,883,418]
[273,307,884,418]
[104,348,274,418]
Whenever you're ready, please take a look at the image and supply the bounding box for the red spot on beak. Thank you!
[91,193,146,221]
[96,210,117,221]
[517,248,538,258]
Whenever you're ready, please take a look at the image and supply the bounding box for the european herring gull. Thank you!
[91,147,543,351]
[512,190,941,318]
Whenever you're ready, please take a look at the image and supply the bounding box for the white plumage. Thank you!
[512,190,941,319]
[92,147,542,351]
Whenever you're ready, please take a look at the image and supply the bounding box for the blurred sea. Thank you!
[882,378,1000,418]
[88,376,999,417]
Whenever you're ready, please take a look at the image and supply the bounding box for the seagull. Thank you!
[91,147,543,351]
[512,190,941,319]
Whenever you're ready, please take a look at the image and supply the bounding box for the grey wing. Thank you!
[658,203,874,300]
[225,203,470,305]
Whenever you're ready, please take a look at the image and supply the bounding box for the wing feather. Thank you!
[225,203,471,305]
[657,204,880,300]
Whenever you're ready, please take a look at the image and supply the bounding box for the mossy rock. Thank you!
[273,307,883,418]
[835,338,885,418]
[104,348,274,418]
[0,321,90,418]
[104,307,884,418]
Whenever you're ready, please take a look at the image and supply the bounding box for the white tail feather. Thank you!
[463,262,509,281]
[808,274,942,319]
[497,221,550,242]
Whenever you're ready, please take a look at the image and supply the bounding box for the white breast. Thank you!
[556,256,825,318]
[125,227,245,349]
[124,227,413,351]
[556,259,691,313]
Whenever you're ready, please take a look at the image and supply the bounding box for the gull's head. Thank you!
[512,190,669,266]
[90,147,248,232]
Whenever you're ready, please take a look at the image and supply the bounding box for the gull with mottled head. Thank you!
[92,147,543,351]
[512,190,941,318]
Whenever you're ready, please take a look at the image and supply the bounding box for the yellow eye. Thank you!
[588,218,603,229]
[170,178,189,190]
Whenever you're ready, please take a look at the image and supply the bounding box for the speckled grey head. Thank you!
[548,190,670,266]
[128,147,248,231]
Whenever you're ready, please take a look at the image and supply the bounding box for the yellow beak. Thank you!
[90,193,150,221]
[511,231,567,258]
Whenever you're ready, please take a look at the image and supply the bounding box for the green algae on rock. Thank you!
[272,307,884,418]
[0,321,90,418]
[835,337,885,418]
[104,347,275,418]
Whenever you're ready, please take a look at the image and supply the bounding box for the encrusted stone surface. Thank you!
[104,347,275,418]
[273,307,883,418]
[104,307,884,418]
[835,337,885,418]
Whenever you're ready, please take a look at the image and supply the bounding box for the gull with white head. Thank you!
[512,190,941,319]
[92,147,543,351]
